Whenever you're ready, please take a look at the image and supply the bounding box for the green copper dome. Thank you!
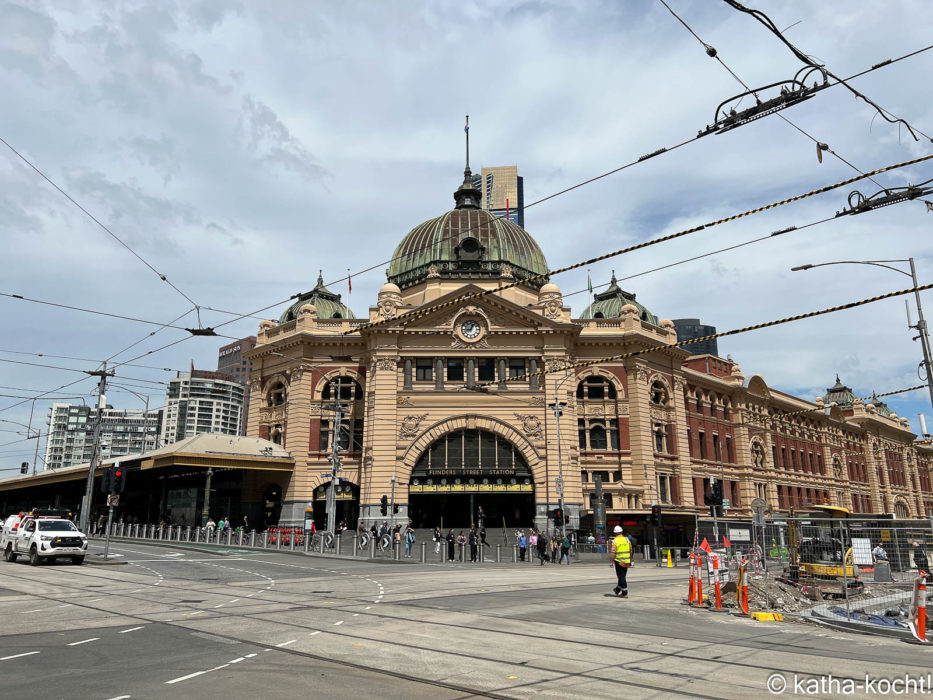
[579,272,658,325]
[386,168,549,290]
[822,375,857,408]
[279,272,355,323]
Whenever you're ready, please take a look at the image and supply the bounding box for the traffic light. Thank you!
[380,494,388,516]
[708,480,724,517]
[552,508,564,527]
[20,462,28,474]
[103,466,116,493]
[649,504,662,526]
[392,503,399,514]
[114,466,126,493]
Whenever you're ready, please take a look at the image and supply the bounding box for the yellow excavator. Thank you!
[786,504,860,596]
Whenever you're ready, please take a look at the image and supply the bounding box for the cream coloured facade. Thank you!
[244,164,933,536]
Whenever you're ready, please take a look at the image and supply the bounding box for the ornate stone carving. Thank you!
[399,414,428,439]
[545,358,568,373]
[259,405,287,422]
[397,396,413,407]
[375,358,397,372]
[832,456,843,479]
[500,264,514,279]
[589,405,605,416]
[543,299,562,319]
[751,440,766,469]
[617,403,629,417]
[291,366,304,382]
[452,337,489,349]
[427,264,440,278]
[308,404,322,416]
[635,367,650,383]
[514,414,543,439]
[377,285,403,319]
[530,396,547,407]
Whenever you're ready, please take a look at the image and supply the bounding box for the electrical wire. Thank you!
[0,135,201,307]
[345,151,933,336]
[0,292,197,331]
[722,0,932,142]
[485,282,933,386]
[0,348,173,372]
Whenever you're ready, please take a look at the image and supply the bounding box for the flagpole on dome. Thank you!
[464,115,470,173]
[347,268,352,297]
[587,268,593,307]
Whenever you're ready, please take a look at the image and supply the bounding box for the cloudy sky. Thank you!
[1,0,932,473]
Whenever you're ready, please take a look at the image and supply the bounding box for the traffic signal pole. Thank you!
[79,363,113,534]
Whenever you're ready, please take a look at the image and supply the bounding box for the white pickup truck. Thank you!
[1,514,88,566]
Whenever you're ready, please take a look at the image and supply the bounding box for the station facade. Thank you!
[245,162,933,537]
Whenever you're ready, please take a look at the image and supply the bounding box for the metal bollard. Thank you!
[290,530,296,551]
[352,535,358,557]
[513,545,517,563]
[370,535,376,559]
[305,532,311,553]
[319,533,325,555]
[238,529,243,546]
[261,531,268,549]
[420,541,426,563]
[497,544,501,563]
[250,531,256,548]
[336,534,341,556]
[276,531,282,550]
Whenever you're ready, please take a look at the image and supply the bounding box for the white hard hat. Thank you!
[613,525,623,534]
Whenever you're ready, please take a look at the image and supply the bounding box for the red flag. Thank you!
[347,268,352,295]
[700,538,712,554]
[723,535,732,548]
[506,197,510,221]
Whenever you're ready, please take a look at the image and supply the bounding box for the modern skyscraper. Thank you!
[480,165,524,227]
[160,370,245,446]
[672,319,719,357]
[44,402,161,471]
[217,336,256,435]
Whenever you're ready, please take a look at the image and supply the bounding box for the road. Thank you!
[0,540,929,699]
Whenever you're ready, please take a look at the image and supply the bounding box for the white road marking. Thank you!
[213,604,225,608]
[68,638,100,646]
[275,639,297,647]
[87,598,103,602]
[228,598,240,603]
[119,626,144,634]
[309,631,321,636]
[20,609,44,614]
[352,613,359,617]
[57,604,73,608]
[165,664,229,685]
[186,611,204,617]
[106,695,131,699]
[333,620,343,626]
[1,651,39,661]
[228,657,245,664]
[245,653,258,658]
[365,606,372,610]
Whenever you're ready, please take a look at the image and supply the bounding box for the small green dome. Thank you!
[579,272,658,325]
[279,272,355,323]
[386,168,549,290]
[822,375,857,408]
[869,395,894,417]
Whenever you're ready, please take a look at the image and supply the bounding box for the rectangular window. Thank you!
[352,420,364,451]
[446,432,463,469]
[654,426,665,453]
[447,359,464,382]
[477,358,495,382]
[497,437,513,468]
[508,358,525,379]
[791,450,797,469]
[463,430,478,466]
[430,439,445,467]
[658,474,669,503]
[725,436,734,463]
[480,431,497,466]
[781,446,787,468]
[712,434,720,461]
[578,419,587,449]
[415,358,433,381]
[319,420,330,452]
[609,419,619,450]
[698,431,706,460]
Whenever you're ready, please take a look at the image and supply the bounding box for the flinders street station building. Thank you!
[245,163,933,538]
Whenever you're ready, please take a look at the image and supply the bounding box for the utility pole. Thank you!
[200,468,214,525]
[908,258,933,410]
[549,378,570,540]
[27,399,40,476]
[79,363,113,533]
[390,473,396,530]
[327,397,343,535]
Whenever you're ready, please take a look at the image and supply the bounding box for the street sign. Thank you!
[107,494,119,506]
[555,477,563,494]
[319,473,332,479]
[722,499,730,510]
[752,513,766,527]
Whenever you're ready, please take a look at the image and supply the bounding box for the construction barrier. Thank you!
[695,554,704,607]
[709,554,726,612]
[906,571,930,645]
[733,559,749,617]
[683,553,697,605]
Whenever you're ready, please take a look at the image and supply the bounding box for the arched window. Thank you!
[270,426,283,445]
[267,380,287,407]
[576,375,621,451]
[576,375,617,400]
[589,424,607,450]
[322,376,363,401]
[413,429,530,473]
[318,376,364,453]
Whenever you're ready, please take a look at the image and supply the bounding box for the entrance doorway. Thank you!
[312,481,359,530]
[408,492,534,529]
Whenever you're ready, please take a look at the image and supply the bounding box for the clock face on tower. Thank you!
[460,320,482,339]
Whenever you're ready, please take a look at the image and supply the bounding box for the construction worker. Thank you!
[610,525,631,598]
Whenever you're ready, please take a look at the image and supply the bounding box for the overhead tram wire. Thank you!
[481,282,933,388]
[722,0,932,143]
[0,349,173,373]
[658,0,918,192]
[343,152,933,336]
[0,135,202,309]
[205,47,930,337]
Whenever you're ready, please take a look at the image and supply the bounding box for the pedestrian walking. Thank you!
[480,525,489,548]
[404,525,415,558]
[457,530,467,561]
[537,531,548,565]
[560,533,571,565]
[469,527,478,562]
[446,528,456,562]
[610,525,632,597]
[518,530,528,561]
[433,525,442,554]
[529,530,538,561]
[96,514,105,536]
[393,525,401,552]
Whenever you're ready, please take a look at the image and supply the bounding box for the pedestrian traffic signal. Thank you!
[393,503,399,514]
[552,508,564,526]
[649,504,662,526]
[103,466,116,493]
[20,462,28,474]
[380,494,388,516]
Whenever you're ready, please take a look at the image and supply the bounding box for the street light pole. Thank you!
[549,372,574,540]
[792,258,933,410]
[79,364,113,534]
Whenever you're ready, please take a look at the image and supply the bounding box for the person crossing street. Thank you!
[610,525,631,597]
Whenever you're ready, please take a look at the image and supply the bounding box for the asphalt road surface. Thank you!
[0,540,929,699]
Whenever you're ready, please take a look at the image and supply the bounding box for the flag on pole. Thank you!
[464,116,469,133]
[587,270,593,295]
[723,535,732,548]
[506,197,510,222]
[347,268,352,295]
[699,538,713,554]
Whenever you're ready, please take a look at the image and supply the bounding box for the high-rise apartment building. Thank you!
[44,402,161,471]
[672,319,719,357]
[480,165,524,227]
[217,336,256,435]
[160,370,245,446]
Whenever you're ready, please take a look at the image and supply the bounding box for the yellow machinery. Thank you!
[787,505,859,594]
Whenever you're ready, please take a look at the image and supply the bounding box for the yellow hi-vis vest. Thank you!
[613,535,632,565]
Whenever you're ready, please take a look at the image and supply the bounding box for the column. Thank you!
[466,358,476,389]
[435,357,445,390]
[403,358,413,391]
[529,358,539,391]
[497,357,507,390]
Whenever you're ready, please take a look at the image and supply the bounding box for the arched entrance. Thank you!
[261,483,282,530]
[313,481,359,530]
[408,428,535,529]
